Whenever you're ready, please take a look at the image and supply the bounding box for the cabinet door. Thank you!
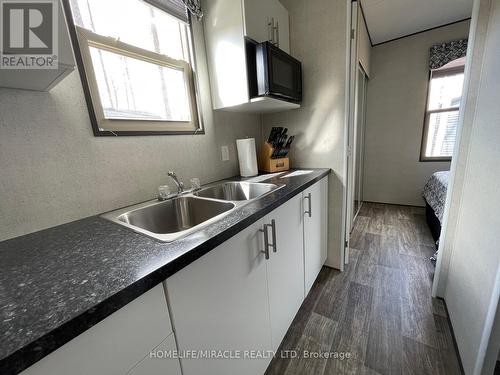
[303,178,329,295]
[273,1,290,53]
[20,285,174,375]
[243,0,290,53]
[165,219,272,375]
[264,194,304,350]
[243,0,275,44]
[127,335,181,375]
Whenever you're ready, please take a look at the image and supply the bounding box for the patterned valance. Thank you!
[429,39,468,70]
[182,0,203,20]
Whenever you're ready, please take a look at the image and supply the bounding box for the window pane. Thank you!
[71,0,188,61]
[89,46,191,122]
[427,73,464,110]
[425,110,459,158]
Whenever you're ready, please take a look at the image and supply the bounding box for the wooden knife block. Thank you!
[258,142,290,173]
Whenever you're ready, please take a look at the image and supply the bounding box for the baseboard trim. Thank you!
[440,297,466,375]
[363,200,425,209]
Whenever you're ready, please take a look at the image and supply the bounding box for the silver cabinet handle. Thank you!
[260,225,270,260]
[304,193,312,217]
[260,220,277,258]
[268,17,275,43]
[270,219,277,253]
[275,21,279,47]
[260,223,272,259]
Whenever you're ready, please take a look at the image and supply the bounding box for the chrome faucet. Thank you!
[167,171,184,194]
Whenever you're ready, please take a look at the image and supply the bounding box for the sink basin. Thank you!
[102,181,285,242]
[102,196,235,242]
[195,182,280,201]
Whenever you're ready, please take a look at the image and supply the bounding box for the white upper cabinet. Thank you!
[303,178,329,295]
[203,0,297,113]
[243,0,290,53]
[0,1,75,91]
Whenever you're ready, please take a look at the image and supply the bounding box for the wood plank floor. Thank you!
[265,202,462,375]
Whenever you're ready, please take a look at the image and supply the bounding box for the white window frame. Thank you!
[62,0,203,136]
[420,66,465,162]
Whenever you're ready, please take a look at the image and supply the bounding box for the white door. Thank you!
[303,178,329,295]
[165,219,272,375]
[264,194,305,350]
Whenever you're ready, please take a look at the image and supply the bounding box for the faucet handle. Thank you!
[167,171,184,193]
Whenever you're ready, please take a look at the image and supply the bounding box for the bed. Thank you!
[422,171,450,244]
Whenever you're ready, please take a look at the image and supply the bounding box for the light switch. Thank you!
[221,145,230,161]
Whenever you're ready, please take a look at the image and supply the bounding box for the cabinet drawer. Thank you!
[21,284,173,375]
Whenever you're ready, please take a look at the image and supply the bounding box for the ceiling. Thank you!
[360,0,474,45]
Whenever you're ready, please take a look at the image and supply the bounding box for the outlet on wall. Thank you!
[221,145,230,161]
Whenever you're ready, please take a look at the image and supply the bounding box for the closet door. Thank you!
[353,66,368,218]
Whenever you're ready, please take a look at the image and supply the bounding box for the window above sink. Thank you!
[65,0,203,135]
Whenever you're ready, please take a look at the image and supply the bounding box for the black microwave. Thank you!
[246,40,302,103]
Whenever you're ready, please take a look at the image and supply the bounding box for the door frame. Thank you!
[343,0,359,266]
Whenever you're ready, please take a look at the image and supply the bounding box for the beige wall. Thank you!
[262,0,348,269]
[0,20,261,241]
[363,20,470,206]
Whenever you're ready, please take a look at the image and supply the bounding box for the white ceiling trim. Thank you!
[359,0,474,45]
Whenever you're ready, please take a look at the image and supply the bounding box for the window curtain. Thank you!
[429,39,468,70]
[182,0,203,20]
[143,0,203,22]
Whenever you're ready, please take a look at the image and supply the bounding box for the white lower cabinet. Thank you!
[20,284,179,375]
[303,178,329,295]
[263,194,305,350]
[165,219,273,375]
[19,176,328,375]
[126,334,181,375]
[166,177,329,375]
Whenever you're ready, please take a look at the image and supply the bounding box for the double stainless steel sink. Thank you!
[194,181,278,201]
[102,181,283,242]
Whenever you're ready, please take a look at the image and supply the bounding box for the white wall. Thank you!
[0,20,261,242]
[363,20,470,206]
[433,0,491,298]
[262,0,349,269]
[440,0,500,373]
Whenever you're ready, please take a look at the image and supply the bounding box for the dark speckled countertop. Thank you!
[0,168,330,374]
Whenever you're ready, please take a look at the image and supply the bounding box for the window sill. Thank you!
[419,157,452,162]
[92,129,205,137]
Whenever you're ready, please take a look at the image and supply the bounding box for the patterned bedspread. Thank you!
[422,171,450,223]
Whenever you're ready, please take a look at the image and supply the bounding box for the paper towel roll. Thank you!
[236,138,258,177]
